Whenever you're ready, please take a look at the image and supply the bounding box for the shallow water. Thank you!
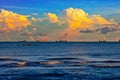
[0,42,120,80]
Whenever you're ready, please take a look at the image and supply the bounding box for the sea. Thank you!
[0,42,120,80]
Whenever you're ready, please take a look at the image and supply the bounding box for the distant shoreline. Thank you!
[0,41,120,43]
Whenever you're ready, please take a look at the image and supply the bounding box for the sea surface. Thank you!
[0,42,120,80]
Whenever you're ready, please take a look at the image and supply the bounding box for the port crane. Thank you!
[59,33,68,42]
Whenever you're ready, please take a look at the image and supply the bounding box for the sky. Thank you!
[0,0,120,41]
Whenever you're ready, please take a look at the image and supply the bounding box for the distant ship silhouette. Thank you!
[99,40,106,42]
[19,40,27,42]
[55,40,67,42]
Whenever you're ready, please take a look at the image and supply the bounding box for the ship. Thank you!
[19,40,27,42]
[55,40,67,42]
[99,40,107,43]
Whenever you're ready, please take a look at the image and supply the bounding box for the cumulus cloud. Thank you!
[47,13,59,23]
[0,9,30,32]
[0,8,118,41]
[55,8,113,39]
[43,8,116,40]
[65,8,93,30]
[64,8,113,30]
[91,15,112,25]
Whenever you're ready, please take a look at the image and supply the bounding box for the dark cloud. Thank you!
[80,29,95,33]
[80,26,120,34]
[96,27,119,34]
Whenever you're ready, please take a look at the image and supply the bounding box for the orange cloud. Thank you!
[0,9,30,32]
[47,13,59,23]
[91,15,111,24]
[65,8,93,30]
[56,8,114,40]
[0,8,116,41]
[64,8,112,30]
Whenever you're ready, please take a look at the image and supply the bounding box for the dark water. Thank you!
[0,42,120,80]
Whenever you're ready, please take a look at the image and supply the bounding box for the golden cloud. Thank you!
[0,8,116,41]
[91,15,111,24]
[0,9,30,32]
[47,13,59,23]
[65,8,93,30]
[56,8,113,40]
[65,8,112,30]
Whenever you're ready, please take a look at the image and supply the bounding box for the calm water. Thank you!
[0,42,120,80]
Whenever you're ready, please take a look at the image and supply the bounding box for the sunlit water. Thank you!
[0,42,120,80]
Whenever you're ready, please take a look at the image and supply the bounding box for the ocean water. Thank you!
[0,42,120,80]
